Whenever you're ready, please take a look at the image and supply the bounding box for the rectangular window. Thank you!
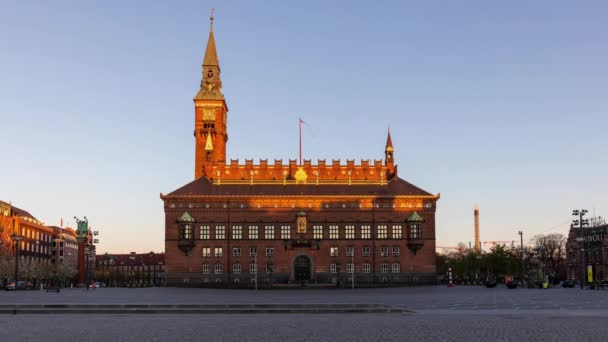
[330,263,337,274]
[214,247,223,257]
[180,224,193,240]
[266,264,274,274]
[264,225,275,239]
[199,225,210,240]
[392,263,400,273]
[265,248,274,257]
[329,225,339,239]
[215,226,225,240]
[249,247,257,256]
[392,225,402,239]
[346,247,354,257]
[280,225,291,239]
[392,247,400,256]
[248,226,258,239]
[381,263,388,273]
[232,225,242,240]
[362,247,370,257]
[202,247,211,257]
[346,263,354,274]
[345,225,355,239]
[249,264,257,274]
[362,263,370,273]
[233,247,241,257]
[409,224,422,239]
[330,246,339,257]
[377,225,388,239]
[233,264,241,274]
[361,225,371,239]
[313,225,323,239]
[202,264,210,274]
[214,264,223,274]
[380,247,389,257]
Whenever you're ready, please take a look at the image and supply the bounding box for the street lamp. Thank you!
[572,209,589,289]
[518,231,525,287]
[11,234,24,288]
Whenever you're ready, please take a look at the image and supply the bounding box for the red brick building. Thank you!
[96,252,166,287]
[161,16,439,287]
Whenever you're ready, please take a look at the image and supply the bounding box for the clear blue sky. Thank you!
[1,0,607,253]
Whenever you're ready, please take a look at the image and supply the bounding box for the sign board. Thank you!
[587,265,593,283]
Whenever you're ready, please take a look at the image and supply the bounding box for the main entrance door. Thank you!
[294,255,311,281]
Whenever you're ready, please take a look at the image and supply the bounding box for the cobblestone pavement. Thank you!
[2,285,608,312]
[3,287,608,341]
[3,313,608,342]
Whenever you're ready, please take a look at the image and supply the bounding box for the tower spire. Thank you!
[385,127,394,152]
[195,9,223,101]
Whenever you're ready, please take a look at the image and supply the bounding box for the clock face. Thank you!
[203,109,216,121]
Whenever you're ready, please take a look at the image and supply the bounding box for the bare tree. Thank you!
[532,233,567,280]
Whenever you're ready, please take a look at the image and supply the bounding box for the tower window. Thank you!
[208,69,213,78]
[206,151,213,163]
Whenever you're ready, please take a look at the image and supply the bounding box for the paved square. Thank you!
[2,286,608,341]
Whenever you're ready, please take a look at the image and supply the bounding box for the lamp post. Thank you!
[572,209,589,289]
[518,231,525,287]
[336,262,342,288]
[11,234,24,287]
[266,258,273,289]
[84,247,95,290]
[351,251,355,290]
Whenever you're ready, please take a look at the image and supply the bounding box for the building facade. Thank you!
[0,201,54,286]
[95,252,166,286]
[161,16,439,287]
[566,221,607,283]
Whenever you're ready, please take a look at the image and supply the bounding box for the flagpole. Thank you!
[299,118,302,165]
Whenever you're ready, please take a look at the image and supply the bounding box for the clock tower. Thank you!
[194,11,228,179]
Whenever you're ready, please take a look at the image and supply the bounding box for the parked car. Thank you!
[5,281,34,291]
[89,282,107,288]
[561,280,576,288]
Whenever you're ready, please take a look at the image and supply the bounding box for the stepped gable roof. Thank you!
[165,177,433,198]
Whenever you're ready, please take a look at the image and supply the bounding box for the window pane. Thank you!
[392,225,402,239]
[232,225,242,240]
[377,225,387,239]
[249,226,258,239]
[329,225,339,239]
[345,225,355,239]
[264,225,275,239]
[280,225,291,239]
[313,225,323,239]
[215,226,225,239]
